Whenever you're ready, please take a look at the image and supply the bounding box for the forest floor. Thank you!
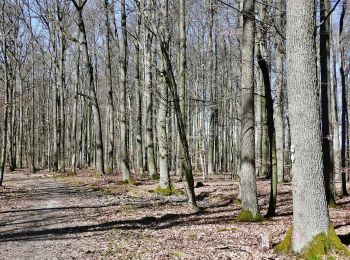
[1,169,350,260]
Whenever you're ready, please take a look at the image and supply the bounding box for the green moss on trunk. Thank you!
[121,177,137,185]
[150,174,160,180]
[154,185,182,196]
[276,225,350,258]
[276,226,293,252]
[235,210,263,222]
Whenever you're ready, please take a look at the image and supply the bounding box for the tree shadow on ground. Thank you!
[338,234,350,245]
[0,203,244,243]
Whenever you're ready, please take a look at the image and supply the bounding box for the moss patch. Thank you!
[301,225,350,259]
[121,177,138,185]
[93,172,103,178]
[327,225,350,256]
[217,227,238,232]
[276,226,293,253]
[234,198,242,205]
[235,210,263,222]
[66,171,76,177]
[105,167,113,175]
[154,185,182,196]
[328,200,338,209]
[276,225,350,259]
[150,174,160,180]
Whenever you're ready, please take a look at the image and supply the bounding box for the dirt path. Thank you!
[0,172,116,259]
[1,170,350,259]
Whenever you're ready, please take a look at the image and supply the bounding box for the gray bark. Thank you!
[274,0,285,183]
[144,0,158,178]
[286,0,329,252]
[104,0,114,173]
[239,0,259,217]
[120,0,131,181]
[158,0,170,188]
[0,3,10,184]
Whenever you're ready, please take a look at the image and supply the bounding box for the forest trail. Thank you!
[1,170,350,259]
[0,171,115,259]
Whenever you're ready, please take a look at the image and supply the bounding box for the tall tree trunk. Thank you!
[157,0,197,207]
[72,0,105,175]
[274,0,285,184]
[320,0,335,205]
[158,0,170,189]
[104,0,114,174]
[135,0,143,175]
[330,13,340,186]
[283,0,330,253]
[0,5,10,185]
[71,39,80,174]
[120,0,131,181]
[207,0,216,176]
[257,46,277,217]
[144,0,158,178]
[58,5,66,173]
[339,0,348,196]
[238,0,260,219]
[176,0,189,179]
[18,71,23,169]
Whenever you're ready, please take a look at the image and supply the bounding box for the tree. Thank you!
[339,0,348,196]
[143,0,158,179]
[157,0,197,207]
[135,0,144,176]
[157,0,170,190]
[256,0,277,217]
[320,0,335,205]
[71,0,105,176]
[277,0,349,255]
[120,0,131,181]
[104,0,114,174]
[274,0,285,184]
[236,0,260,221]
[0,1,11,185]
[57,1,66,173]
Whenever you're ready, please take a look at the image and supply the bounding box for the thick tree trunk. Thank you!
[238,0,260,219]
[285,0,329,252]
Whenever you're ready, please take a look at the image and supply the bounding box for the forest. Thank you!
[0,0,350,259]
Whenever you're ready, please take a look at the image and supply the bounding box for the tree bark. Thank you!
[239,0,260,218]
[120,0,131,181]
[320,0,335,205]
[339,0,348,196]
[286,0,329,252]
[104,0,114,174]
[274,0,285,184]
[0,3,10,185]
